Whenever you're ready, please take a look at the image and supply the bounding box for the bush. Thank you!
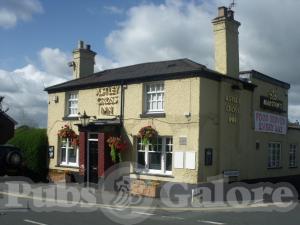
[8,126,48,181]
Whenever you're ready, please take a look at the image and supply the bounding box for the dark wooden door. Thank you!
[88,140,98,183]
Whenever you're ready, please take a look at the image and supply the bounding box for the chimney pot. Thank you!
[227,10,234,19]
[218,7,228,17]
[78,40,84,49]
[86,44,91,50]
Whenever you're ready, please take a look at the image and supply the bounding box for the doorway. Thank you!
[87,133,98,184]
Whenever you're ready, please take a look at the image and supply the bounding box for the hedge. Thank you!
[8,126,48,181]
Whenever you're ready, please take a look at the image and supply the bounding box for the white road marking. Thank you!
[161,215,185,220]
[133,211,155,216]
[198,220,225,225]
[105,207,124,211]
[24,219,48,225]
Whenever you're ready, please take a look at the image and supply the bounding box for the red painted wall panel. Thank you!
[98,133,105,177]
[79,132,86,176]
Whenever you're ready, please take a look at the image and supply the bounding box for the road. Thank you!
[0,197,299,225]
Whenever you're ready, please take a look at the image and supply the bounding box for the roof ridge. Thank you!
[95,58,190,74]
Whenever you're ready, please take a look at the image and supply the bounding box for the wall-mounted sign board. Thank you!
[254,111,287,135]
[224,170,240,177]
[260,96,284,112]
[174,152,184,168]
[185,152,196,170]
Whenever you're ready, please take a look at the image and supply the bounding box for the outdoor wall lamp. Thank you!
[80,111,90,127]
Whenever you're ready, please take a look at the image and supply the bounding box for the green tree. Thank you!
[8,126,48,181]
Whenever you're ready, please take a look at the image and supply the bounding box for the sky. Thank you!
[0,0,300,128]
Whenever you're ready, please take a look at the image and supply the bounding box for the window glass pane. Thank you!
[89,133,98,139]
[152,102,156,110]
[153,94,157,101]
[61,139,67,147]
[166,153,172,171]
[166,138,173,152]
[138,152,145,169]
[61,148,66,162]
[68,148,76,163]
[157,101,162,110]
[149,152,161,170]
[158,138,162,145]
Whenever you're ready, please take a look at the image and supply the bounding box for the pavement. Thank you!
[0,177,299,224]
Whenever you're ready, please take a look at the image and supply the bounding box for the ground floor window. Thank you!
[60,138,79,167]
[268,142,281,168]
[136,136,173,175]
[289,144,297,168]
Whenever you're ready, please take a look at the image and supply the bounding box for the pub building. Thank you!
[45,6,300,195]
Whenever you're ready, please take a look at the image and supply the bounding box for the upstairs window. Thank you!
[67,92,78,117]
[289,144,297,168]
[145,82,164,113]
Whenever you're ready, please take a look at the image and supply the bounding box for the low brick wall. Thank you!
[48,170,69,183]
[131,179,160,198]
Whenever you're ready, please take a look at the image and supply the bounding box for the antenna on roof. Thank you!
[229,0,236,10]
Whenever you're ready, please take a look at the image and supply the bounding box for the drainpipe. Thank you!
[120,82,125,125]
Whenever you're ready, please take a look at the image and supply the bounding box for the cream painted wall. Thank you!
[239,78,300,180]
[123,78,201,184]
[47,77,201,184]
[198,76,300,182]
[47,74,300,184]
[47,92,79,171]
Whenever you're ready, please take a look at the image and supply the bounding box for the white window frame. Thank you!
[268,142,281,168]
[67,92,78,117]
[136,136,172,175]
[60,138,79,167]
[289,144,297,168]
[144,82,165,113]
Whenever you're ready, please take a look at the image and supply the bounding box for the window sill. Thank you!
[289,166,298,169]
[140,113,166,118]
[267,167,282,170]
[56,164,79,169]
[133,171,174,178]
[62,116,79,121]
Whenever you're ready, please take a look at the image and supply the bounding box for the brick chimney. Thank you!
[70,40,96,79]
[212,7,241,78]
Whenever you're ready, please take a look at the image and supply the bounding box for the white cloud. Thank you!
[39,48,71,81]
[0,0,43,28]
[106,0,214,67]
[95,55,119,72]
[2,0,300,127]
[104,0,300,121]
[0,48,71,127]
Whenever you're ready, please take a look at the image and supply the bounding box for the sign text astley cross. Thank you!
[96,86,120,116]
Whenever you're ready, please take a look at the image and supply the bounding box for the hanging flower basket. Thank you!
[107,136,127,163]
[138,126,158,145]
[57,125,79,146]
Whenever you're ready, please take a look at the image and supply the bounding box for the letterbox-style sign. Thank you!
[254,111,287,135]
[260,96,283,112]
[260,89,284,112]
